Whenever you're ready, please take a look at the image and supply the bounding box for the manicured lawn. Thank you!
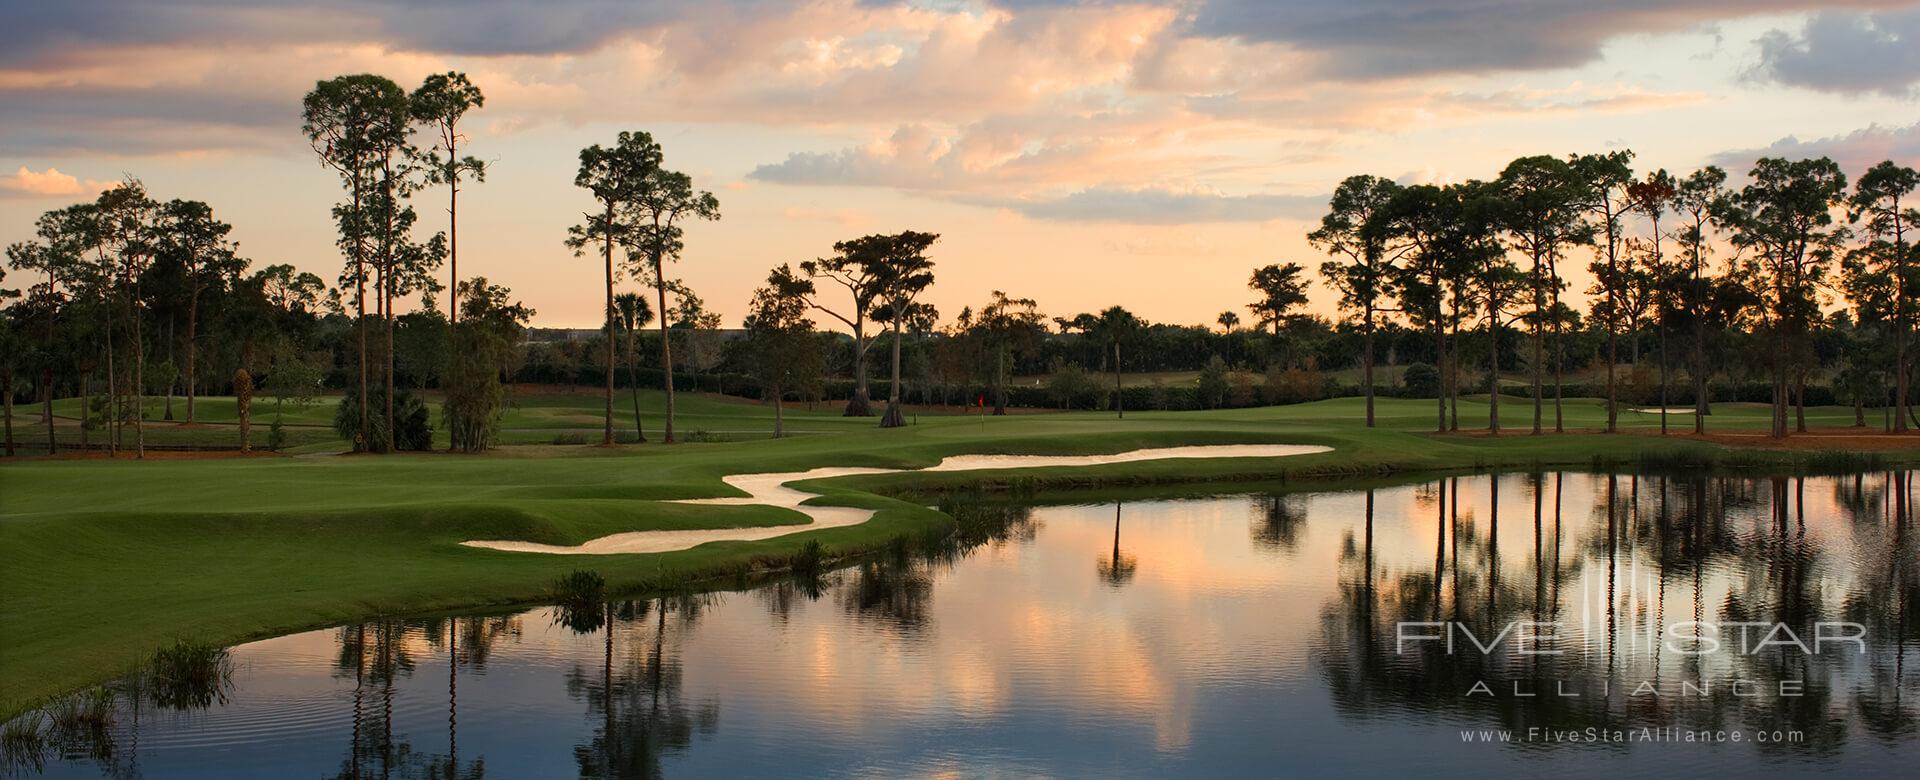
[1,391,1914,718]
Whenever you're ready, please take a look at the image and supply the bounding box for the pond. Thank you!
[8,471,1920,777]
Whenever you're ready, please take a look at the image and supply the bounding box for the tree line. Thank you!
[4,70,1916,455]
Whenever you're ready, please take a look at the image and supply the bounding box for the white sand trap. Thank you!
[1633,407,1698,414]
[462,443,1330,555]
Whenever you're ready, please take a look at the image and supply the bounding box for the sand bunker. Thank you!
[1632,407,1698,414]
[462,443,1330,555]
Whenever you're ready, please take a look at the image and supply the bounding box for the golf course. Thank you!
[2,387,1913,721]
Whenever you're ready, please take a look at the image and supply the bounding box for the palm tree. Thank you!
[614,291,654,442]
[1216,311,1239,333]
[1091,306,1142,418]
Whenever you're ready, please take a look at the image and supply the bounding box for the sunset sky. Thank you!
[5,0,1919,329]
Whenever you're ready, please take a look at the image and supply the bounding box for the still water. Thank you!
[9,471,1920,777]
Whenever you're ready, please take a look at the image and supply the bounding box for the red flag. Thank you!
[977,395,985,408]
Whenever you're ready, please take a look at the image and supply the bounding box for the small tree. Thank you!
[972,291,1046,415]
[444,277,533,452]
[747,266,822,438]
[266,355,324,411]
[1196,355,1229,409]
[1246,263,1310,336]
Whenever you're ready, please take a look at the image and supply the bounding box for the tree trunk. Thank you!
[601,203,616,447]
[163,315,175,421]
[449,176,459,326]
[236,368,252,454]
[845,319,872,417]
[1487,300,1500,435]
[1605,225,1619,434]
[1897,203,1910,433]
[103,288,116,457]
[1772,364,1788,439]
[881,322,906,428]
[1363,304,1376,428]
[3,366,14,456]
[1432,321,1446,433]
[133,284,145,459]
[354,179,368,452]
[656,253,677,443]
[1448,314,1460,432]
[773,384,785,438]
[1658,324,1669,435]
[1530,257,1543,435]
[1693,250,1707,434]
[626,339,646,443]
[1794,371,1807,433]
[993,345,1008,415]
[42,368,55,455]
[385,271,396,452]
[1550,257,1566,433]
[78,369,90,453]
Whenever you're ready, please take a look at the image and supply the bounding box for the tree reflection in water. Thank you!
[1318,471,1920,753]
[564,595,722,780]
[11,471,1918,776]
[1097,503,1138,587]
[1250,493,1307,551]
[330,615,504,780]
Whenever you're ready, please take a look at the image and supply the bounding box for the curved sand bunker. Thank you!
[462,444,1330,555]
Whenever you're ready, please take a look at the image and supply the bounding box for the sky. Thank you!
[4,0,1920,329]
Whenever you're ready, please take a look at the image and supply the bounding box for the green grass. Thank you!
[2,391,1915,719]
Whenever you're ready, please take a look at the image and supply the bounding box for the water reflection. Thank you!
[9,471,1920,777]
[1098,503,1138,587]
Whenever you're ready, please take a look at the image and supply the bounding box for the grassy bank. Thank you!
[2,392,1916,718]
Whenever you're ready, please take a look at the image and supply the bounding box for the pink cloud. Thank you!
[0,166,112,199]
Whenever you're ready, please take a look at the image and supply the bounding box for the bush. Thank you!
[267,416,287,452]
[1228,369,1257,407]
[1402,362,1441,397]
[333,387,433,452]
[1046,362,1107,410]
[1263,364,1327,405]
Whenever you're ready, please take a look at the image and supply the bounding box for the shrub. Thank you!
[791,539,826,579]
[1402,362,1441,397]
[1046,362,1106,410]
[1228,369,1257,407]
[333,388,433,452]
[1263,364,1327,405]
[146,641,233,711]
[551,570,608,634]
